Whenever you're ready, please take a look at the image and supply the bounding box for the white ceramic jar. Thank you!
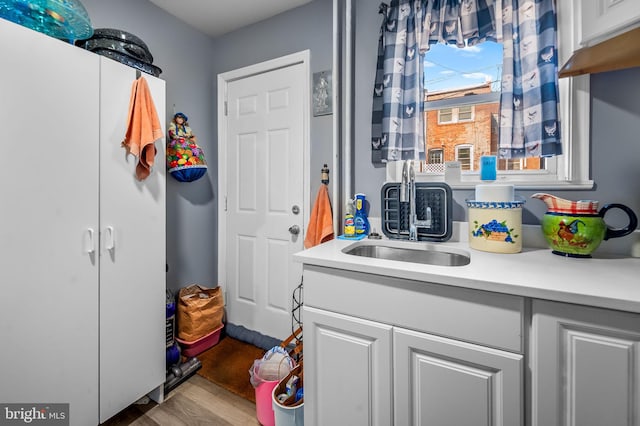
[466,200,524,254]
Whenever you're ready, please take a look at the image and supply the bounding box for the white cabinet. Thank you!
[97,54,166,425]
[578,0,640,46]
[0,19,165,425]
[304,307,392,426]
[303,265,525,426]
[531,299,640,426]
[394,328,522,426]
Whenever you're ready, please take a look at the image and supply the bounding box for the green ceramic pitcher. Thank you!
[531,193,638,257]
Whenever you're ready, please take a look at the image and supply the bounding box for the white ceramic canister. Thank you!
[474,184,515,202]
[466,200,525,254]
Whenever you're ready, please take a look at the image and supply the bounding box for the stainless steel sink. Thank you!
[343,241,470,266]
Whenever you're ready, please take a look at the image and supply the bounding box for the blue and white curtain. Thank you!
[371,0,561,163]
[371,0,428,164]
[499,0,561,158]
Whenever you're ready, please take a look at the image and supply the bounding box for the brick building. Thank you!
[423,82,540,172]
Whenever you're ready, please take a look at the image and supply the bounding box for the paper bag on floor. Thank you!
[177,284,224,341]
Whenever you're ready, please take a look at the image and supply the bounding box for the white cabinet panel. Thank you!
[531,299,640,426]
[304,306,393,426]
[0,19,100,425]
[579,0,640,45]
[98,58,166,423]
[304,266,524,353]
[394,328,523,426]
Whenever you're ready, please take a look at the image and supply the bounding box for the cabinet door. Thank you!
[304,306,393,426]
[98,58,166,422]
[579,0,640,45]
[0,20,100,425]
[532,300,640,426]
[394,328,523,426]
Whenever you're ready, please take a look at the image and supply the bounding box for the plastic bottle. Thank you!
[344,200,355,237]
[354,193,370,236]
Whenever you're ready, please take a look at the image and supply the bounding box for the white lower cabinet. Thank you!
[303,265,525,426]
[531,299,640,426]
[302,265,640,425]
[304,306,393,426]
[304,306,523,426]
[394,327,522,426]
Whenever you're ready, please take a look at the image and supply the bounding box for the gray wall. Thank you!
[352,0,640,230]
[81,0,333,293]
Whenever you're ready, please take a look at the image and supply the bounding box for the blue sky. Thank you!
[424,41,503,92]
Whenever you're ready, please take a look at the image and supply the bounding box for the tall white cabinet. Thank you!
[0,18,166,425]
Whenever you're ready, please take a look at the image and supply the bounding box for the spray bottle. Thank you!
[343,199,355,237]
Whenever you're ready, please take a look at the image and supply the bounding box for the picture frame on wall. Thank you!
[312,70,332,116]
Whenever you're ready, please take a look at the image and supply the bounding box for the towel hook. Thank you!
[135,69,142,79]
[321,164,330,185]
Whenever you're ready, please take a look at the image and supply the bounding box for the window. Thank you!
[458,105,473,121]
[456,145,473,171]
[438,108,453,124]
[437,106,474,124]
[428,148,444,164]
[424,41,507,174]
[383,2,591,189]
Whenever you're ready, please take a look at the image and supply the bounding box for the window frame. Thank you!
[385,1,593,190]
[455,144,474,171]
[428,148,444,164]
[437,105,475,124]
[438,108,453,124]
[457,105,474,122]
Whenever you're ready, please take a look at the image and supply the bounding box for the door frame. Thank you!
[217,50,311,307]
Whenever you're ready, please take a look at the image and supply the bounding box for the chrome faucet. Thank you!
[401,160,432,241]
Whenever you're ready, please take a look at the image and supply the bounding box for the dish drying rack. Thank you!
[380,182,453,242]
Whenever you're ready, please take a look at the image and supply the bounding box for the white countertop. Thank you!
[293,230,640,314]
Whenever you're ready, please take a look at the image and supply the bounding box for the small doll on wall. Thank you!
[166,112,207,182]
[168,112,195,142]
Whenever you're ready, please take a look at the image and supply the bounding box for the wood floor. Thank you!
[103,375,260,426]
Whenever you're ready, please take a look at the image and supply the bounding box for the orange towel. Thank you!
[304,184,334,249]
[121,76,163,181]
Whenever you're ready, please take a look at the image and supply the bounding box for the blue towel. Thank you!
[337,234,367,241]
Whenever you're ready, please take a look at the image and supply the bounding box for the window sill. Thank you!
[446,181,594,191]
[411,174,595,191]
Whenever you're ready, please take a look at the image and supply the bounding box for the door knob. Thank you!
[288,225,300,235]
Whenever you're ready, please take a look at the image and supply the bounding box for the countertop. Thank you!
[293,226,640,314]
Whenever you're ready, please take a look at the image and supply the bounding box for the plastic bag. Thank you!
[249,346,296,387]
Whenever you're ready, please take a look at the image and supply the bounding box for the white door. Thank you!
[219,52,309,340]
[98,59,166,422]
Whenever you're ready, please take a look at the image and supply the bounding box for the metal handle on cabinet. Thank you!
[84,228,95,254]
[288,225,300,235]
[105,226,115,251]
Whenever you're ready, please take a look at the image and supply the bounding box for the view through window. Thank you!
[421,41,544,174]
